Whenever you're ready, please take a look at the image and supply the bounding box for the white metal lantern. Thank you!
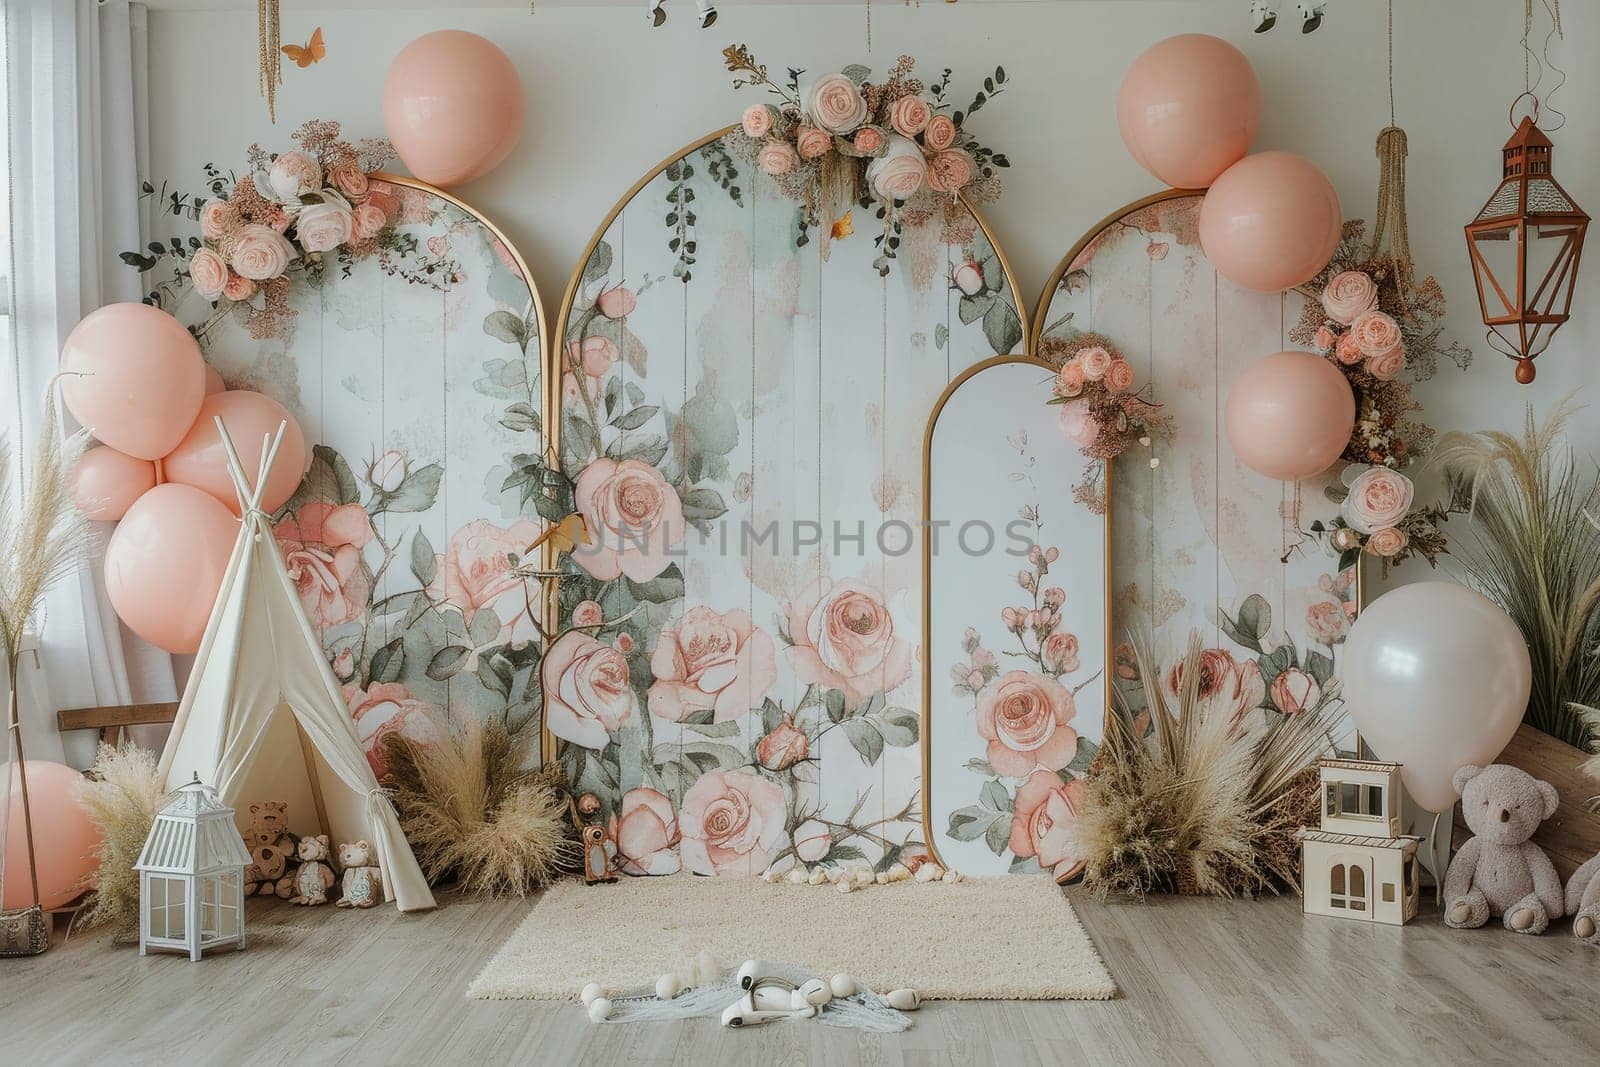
[134,775,251,960]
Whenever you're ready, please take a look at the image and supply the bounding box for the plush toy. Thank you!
[336,840,383,909]
[289,834,338,906]
[1443,764,1564,934]
[243,801,300,898]
[1565,853,1600,945]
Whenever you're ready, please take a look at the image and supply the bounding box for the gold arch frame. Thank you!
[540,127,1032,764]
[918,354,1113,876]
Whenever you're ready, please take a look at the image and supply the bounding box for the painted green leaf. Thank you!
[368,637,404,684]
[1067,736,1098,775]
[957,292,992,325]
[609,404,660,431]
[980,778,1013,813]
[982,299,1023,355]
[876,706,919,747]
[372,463,444,515]
[483,310,527,347]
[842,718,884,766]
[410,529,437,586]
[582,240,614,289]
[426,644,470,681]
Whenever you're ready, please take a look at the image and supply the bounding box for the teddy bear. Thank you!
[336,840,383,909]
[289,834,339,906]
[243,801,300,898]
[1565,852,1600,945]
[1442,764,1564,934]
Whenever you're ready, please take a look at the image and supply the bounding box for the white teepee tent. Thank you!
[158,419,434,911]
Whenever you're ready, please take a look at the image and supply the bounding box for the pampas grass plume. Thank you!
[76,742,167,941]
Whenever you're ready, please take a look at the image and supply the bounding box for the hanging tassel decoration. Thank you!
[259,0,282,124]
[1368,125,1412,295]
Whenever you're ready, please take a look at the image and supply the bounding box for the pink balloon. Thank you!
[203,364,226,395]
[382,30,525,187]
[1116,34,1261,190]
[3,761,101,911]
[59,303,206,460]
[1224,351,1354,481]
[72,445,158,521]
[163,391,309,516]
[1199,151,1343,291]
[104,483,238,654]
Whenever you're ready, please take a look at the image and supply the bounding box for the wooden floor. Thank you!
[4,888,1597,1065]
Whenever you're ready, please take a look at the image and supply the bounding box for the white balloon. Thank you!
[1341,582,1530,813]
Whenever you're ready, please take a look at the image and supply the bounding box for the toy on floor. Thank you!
[1298,759,1422,925]
[336,840,382,909]
[1443,764,1563,934]
[242,800,300,898]
[1564,852,1600,945]
[289,834,338,906]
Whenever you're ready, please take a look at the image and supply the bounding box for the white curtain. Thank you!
[4,0,174,765]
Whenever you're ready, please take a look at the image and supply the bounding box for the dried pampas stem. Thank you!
[74,743,167,941]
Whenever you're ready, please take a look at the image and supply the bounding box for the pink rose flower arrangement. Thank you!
[274,502,374,629]
[1077,346,1113,381]
[925,150,974,194]
[741,103,777,139]
[795,126,831,160]
[866,135,929,202]
[1334,331,1364,365]
[1341,467,1414,533]
[611,787,681,876]
[852,125,887,155]
[977,670,1079,777]
[222,273,256,302]
[1008,770,1088,881]
[1365,345,1407,381]
[805,72,869,134]
[678,768,787,876]
[923,114,958,152]
[540,630,638,749]
[1352,310,1404,360]
[646,606,778,723]
[189,248,229,301]
[889,95,931,137]
[571,458,686,583]
[1041,331,1165,515]
[1366,525,1409,557]
[1320,270,1379,325]
[230,224,295,281]
[295,196,356,254]
[785,575,913,707]
[758,140,799,177]
[1103,359,1135,394]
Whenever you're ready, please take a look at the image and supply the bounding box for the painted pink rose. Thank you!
[296,197,355,253]
[953,261,985,296]
[597,287,637,319]
[341,681,436,780]
[1103,359,1135,394]
[572,600,604,628]
[1334,330,1364,365]
[229,223,294,280]
[741,103,777,139]
[758,140,799,176]
[1305,600,1350,644]
[1057,397,1099,448]
[1320,271,1379,326]
[1341,467,1414,534]
[572,458,686,583]
[865,135,928,202]
[785,576,913,707]
[274,502,374,629]
[1040,632,1081,675]
[806,72,868,134]
[1270,667,1320,715]
[189,248,228,301]
[792,818,831,864]
[1009,770,1088,881]
[222,273,256,302]
[925,150,974,194]
[1078,346,1113,380]
[1365,345,1407,381]
[1367,525,1409,557]
[1351,310,1403,359]
[1314,324,1336,350]
[1165,649,1266,730]
[567,336,618,381]
[889,95,932,137]
[647,606,778,723]
[756,714,809,771]
[332,648,355,680]
[679,768,787,876]
[611,787,680,876]
[426,518,543,641]
[796,126,832,160]
[1053,361,1085,398]
[853,125,886,155]
[541,631,638,750]
[353,201,387,241]
[923,114,958,152]
[978,670,1079,777]
[267,149,321,200]
[200,199,230,240]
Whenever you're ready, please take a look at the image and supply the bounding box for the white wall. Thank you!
[147,0,1600,572]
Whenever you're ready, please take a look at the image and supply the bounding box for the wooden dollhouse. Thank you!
[1298,759,1422,926]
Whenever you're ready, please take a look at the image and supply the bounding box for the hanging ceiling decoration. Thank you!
[1462,0,1586,384]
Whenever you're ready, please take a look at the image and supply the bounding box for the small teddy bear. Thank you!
[336,840,383,909]
[243,801,300,898]
[289,834,339,906]
[1443,764,1564,934]
[1565,852,1600,945]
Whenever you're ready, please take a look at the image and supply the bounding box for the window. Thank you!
[1382,882,1395,903]
[1331,780,1385,820]
[1329,864,1345,908]
[1329,858,1368,912]
[1349,866,1366,911]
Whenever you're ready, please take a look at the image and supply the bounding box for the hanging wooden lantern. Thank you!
[1463,112,1589,383]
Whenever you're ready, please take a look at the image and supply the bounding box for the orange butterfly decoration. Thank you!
[830,212,855,241]
[281,28,326,69]
[525,514,591,560]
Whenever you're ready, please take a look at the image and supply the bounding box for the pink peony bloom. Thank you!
[274,502,374,629]
[865,134,928,202]
[222,272,256,302]
[571,458,686,583]
[296,196,355,253]
[1334,330,1364,365]
[611,787,681,876]
[1365,345,1407,381]
[1341,467,1414,534]
[229,223,294,280]
[796,126,832,160]
[679,768,787,875]
[889,95,932,137]
[978,670,1079,778]
[328,161,369,201]
[853,125,886,155]
[1366,525,1409,557]
[806,73,868,134]
[1351,310,1403,359]
[1077,346,1113,381]
[741,103,777,139]
[200,199,230,241]
[923,114,958,152]
[1103,359,1135,394]
[646,606,778,723]
[541,631,638,749]
[267,150,322,201]
[785,576,913,707]
[925,150,974,194]
[1320,270,1379,326]
[758,140,800,176]
[1057,397,1099,449]
[189,248,229,301]
[1008,770,1088,881]
[1053,361,1086,398]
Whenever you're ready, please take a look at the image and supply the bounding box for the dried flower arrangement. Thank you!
[1436,403,1600,754]
[1290,223,1472,572]
[73,743,168,942]
[1037,331,1166,514]
[383,715,578,896]
[724,45,1008,274]
[1071,633,1345,898]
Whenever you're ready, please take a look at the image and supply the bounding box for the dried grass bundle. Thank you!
[1436,401,1600,752]
[383,715,577,897]
[75,743,167,941]
[1073,632,1346,899]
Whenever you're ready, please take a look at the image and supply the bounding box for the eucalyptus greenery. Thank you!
[1436,403,1600,752]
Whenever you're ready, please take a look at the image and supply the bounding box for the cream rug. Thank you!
[469,875,1116,1001]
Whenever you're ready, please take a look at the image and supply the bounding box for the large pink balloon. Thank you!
[3,761,101,911]
[1199,151,1343,291]
[59,303,206,460]
[1225,351,1354,481]
[1342,582,1531,813]
[72,445,158,521]
[1116,34,1261,190]
[382,30,525,187]
[163,391,308,515]
[104,483,237,654]
[203,364,226,395]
